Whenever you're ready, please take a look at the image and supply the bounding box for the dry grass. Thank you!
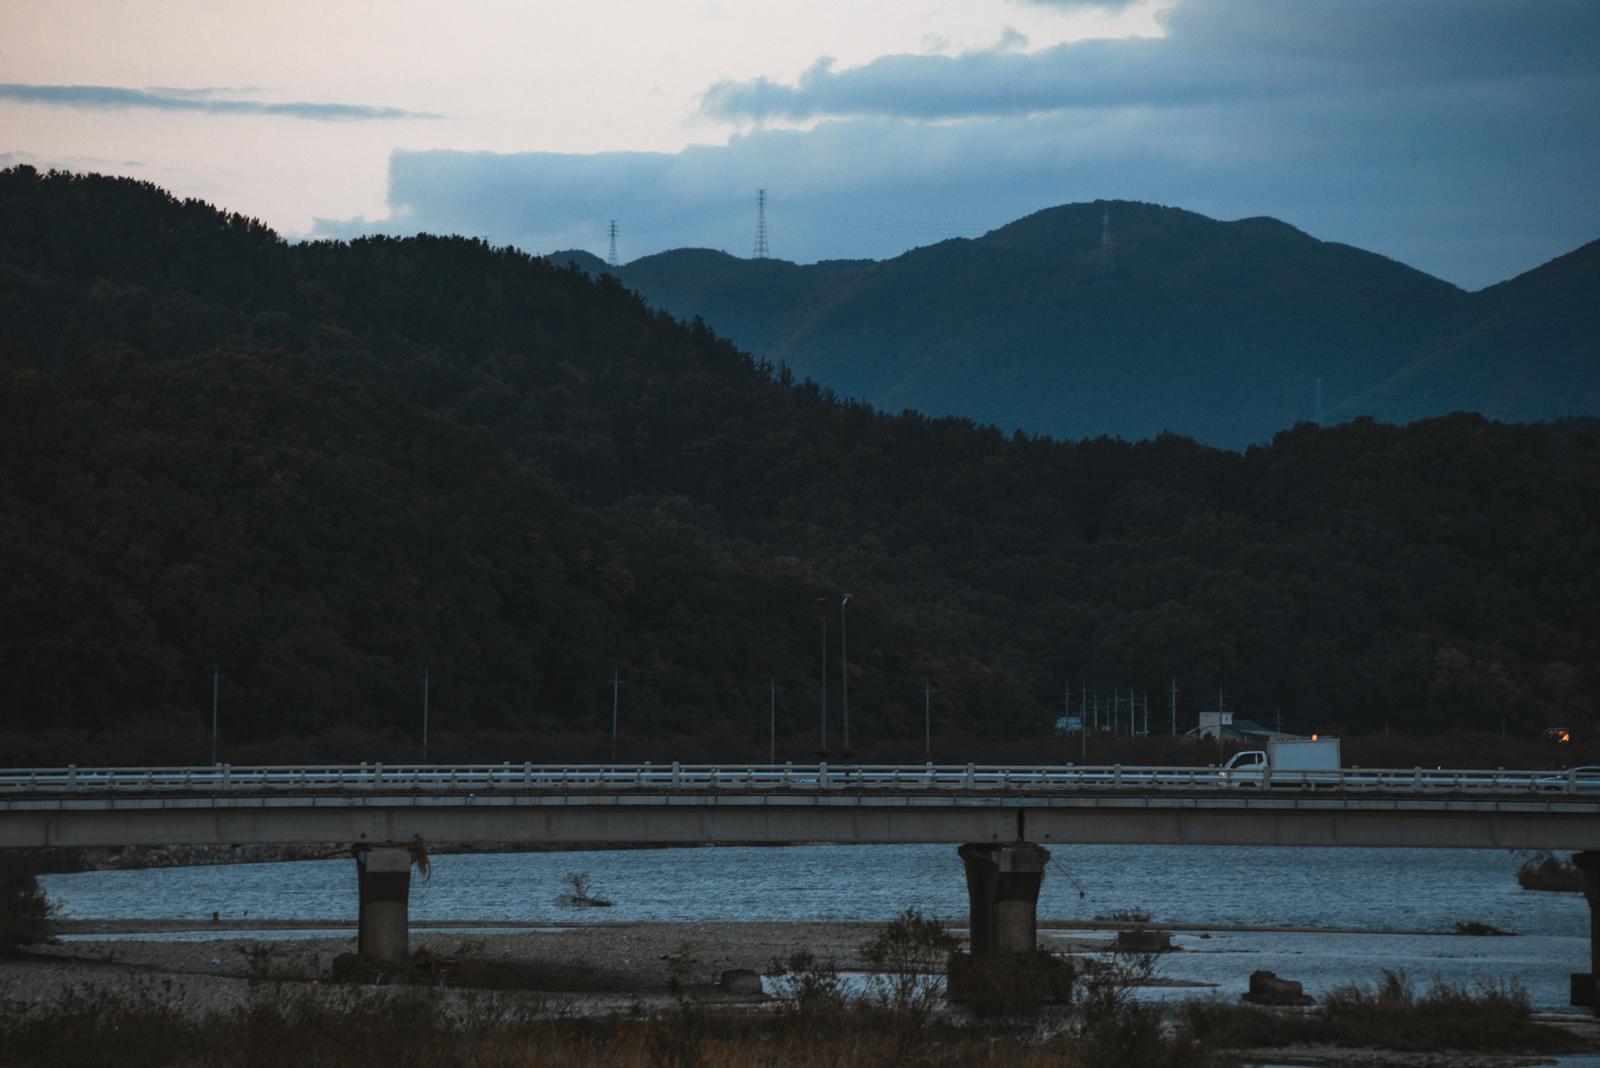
[1182,969,1584,1055]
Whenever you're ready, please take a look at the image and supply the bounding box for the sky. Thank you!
[3,0,1598,289]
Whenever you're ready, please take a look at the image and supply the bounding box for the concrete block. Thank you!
[719,968,764,995]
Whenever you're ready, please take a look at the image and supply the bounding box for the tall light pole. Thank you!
[209,661,219,764]
[817,597,828,751]
[840,594,851,751]
[922,677,936,761]
[610,666,622,763]
[769,676,778,765]
[421,666,431,764]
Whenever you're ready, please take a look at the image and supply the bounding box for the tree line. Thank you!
[1,165,1596,764]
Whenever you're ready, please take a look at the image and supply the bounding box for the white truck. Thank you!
[1221,737,1341,785]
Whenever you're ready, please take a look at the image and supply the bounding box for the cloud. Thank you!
[702,0,1600,122]
[0,83,439,121]
[313,0,1600,290]
[1012,0,1143,9]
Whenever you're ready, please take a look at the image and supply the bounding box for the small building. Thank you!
[1189,710,1303,743]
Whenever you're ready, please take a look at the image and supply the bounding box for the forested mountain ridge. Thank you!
[554,202,1598,448]
[2,166,1597,764]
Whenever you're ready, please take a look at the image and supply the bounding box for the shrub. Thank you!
[555,871,613,908]
[859,907,960,1013]
[0,851,55,947]
[1517,852,1582,892]
[766,949,845,1022]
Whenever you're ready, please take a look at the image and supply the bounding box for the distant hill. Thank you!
[554,202,1597,447]
[3,167,1598,764]
[1348,239,1600,425]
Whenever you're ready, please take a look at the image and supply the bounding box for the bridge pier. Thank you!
[1574,851,1600,1012]
[958,842,1050,956]
[355,847,412,965]
[949,841,1070,1010]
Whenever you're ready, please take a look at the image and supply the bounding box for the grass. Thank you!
[1182,969,1584,1054]
[0,977,1226,1068]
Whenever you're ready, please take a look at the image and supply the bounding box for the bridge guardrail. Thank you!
[0,763,1585,795]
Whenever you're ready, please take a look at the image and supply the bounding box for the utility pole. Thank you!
[209,661,219,764]
[606,220,619,268]
[818,598,828,751]
[840,595,852,751]
[753,189,770,259]
[922,677,937,761]
[1170,676,1178,737]
[422,666,431,764]
[610,666,622,763]
[770,676,778,764]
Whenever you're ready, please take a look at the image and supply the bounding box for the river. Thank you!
[39,843,1590,1012]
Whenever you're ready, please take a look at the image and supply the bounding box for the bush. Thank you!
[859,907,959,1013]
[555,871,613,908]
[766,949,846,1022]
[0,851,55,947]
[1517,852,1583,892]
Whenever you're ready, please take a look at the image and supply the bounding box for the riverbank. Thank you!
[47,915,1512,939]
[4,922,1598,1067]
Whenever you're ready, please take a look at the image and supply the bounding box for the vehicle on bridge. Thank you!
[1221,736,1342,785]
[1536,766,1600,793]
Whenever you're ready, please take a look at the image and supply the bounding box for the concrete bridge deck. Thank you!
[3,763,1597,850]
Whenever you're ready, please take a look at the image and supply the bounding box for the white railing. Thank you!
[0,763,1590,795]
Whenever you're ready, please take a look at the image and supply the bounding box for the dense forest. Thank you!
[1,166,1597,766]
[558,202,1600,448]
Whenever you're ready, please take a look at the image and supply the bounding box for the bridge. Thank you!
[6,762,1600,1004]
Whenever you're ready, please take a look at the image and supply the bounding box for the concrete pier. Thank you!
[958,842,1050,957]
[355,847,412,964]
[1574,851,1600,1011]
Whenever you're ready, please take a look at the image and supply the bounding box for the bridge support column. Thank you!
[949,842,1069,1010]
[355,847,412,965]
[958,842,1050,956]
[1574,852,1600,1012]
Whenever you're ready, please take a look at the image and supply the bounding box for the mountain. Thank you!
[3,167,1598,764]
[1349,239,1600,425]
[554,202,1597,447]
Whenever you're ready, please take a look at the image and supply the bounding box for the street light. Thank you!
[817,597,828,751]
[840,594,851,752]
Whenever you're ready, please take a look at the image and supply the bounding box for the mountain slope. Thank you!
[1350,239,1600,424]
[560,201,1595,447]
[3,167,1599,763]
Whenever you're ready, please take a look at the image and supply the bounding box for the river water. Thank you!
[39,843,1590,1011]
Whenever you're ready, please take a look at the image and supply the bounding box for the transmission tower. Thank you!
[1094,205,1117,287]
[606,220,619,268]
[753,189,770,259]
